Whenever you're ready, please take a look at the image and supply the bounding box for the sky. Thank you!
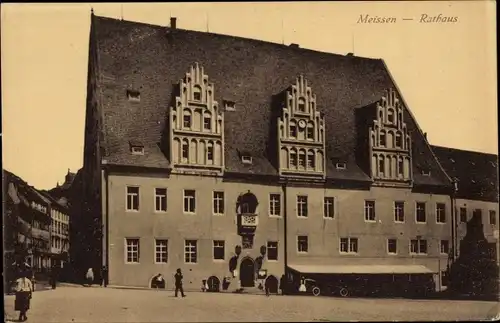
[1,1,497,189]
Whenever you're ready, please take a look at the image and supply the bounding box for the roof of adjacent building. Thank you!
[3,169,50,208]
[431,146,499,202]
[91,15,451,187]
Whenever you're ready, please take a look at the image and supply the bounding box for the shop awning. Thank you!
[288,264,436,274]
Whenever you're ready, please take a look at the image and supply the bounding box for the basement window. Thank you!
[336,163,347,170]
[126,89,141,102]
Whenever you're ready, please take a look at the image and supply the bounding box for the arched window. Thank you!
[183,109,192,128]
[193,85,202,101]
[387,109,395,124]
[298,97,306,112]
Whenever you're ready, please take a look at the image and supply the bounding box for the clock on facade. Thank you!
[298,119,307,129]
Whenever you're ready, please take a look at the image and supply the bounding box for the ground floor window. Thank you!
[126,238,140,263]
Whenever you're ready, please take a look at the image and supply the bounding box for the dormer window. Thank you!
[336,163,346,170]
[193,86,202,101]
[126,89,141,102]
[129,141,144,155]
[422,169,431,176]
[241,156,253,164]
[298,98,306,112]
[224,100,236,111]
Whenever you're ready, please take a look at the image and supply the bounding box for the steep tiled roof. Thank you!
[92,15,450,187]
[431,146,499,202]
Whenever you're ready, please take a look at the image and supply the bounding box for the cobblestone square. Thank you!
[4,286,499,322]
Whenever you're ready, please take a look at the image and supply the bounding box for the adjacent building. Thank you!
[76,13,478,294]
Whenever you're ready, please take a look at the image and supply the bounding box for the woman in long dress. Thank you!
[15,271,33,322]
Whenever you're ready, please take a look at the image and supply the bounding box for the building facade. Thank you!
[77,14,496,294]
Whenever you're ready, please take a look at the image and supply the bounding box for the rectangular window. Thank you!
[297,236,308,253]
[324,197,335,218]
[490,210,497,225]
[340,237,358,253]
[378,159,385,174]
[410,239,427,254]
[307,127,314,139]
[126,186,139,211]
[364,200,376,221]
[307,154,315,168]
[416,202,426,223]
[267,241,278,260]
[155,239,168,263]
[183,115,191,128]
[203,117,211,130]
[185,240,197,263]
[298,153,306,168]
[183,190,196,213]
[440,240,449,254]
[182,143,189,160]
[213,240,225,260]
[297,195,308,218]
[290,151,298,167]
[436,203,446,223]
[269,194,281,217]
[125,238,140,263]
[155,188,167,212]
[290,125,297,137]
[213,191,224,215]
[207,146,214,161]
[388,239,397,254]
[460,207,467,223]
[394,201,405,222]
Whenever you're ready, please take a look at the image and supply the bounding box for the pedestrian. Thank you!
[264,277,271,297]
[174,268,186,298]
[85,268,94,287]
[279,274,286,295]
[101,266,108,287]
[154,273,165,289]
[299,276,307,293]
[14,270,33,322]
[51,262,59,290]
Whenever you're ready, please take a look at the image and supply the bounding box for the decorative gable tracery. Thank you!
[369,88,412,185]
[277,75,326,179]
[169,63,224,173]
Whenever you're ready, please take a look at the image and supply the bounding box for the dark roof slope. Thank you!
[431,146,499,202]
[92,15,450,187]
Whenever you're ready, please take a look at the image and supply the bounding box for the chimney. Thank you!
[170,17,177,29]
[289,43,299,48]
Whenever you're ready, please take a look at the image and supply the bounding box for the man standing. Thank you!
[174,268,186,298]
[50,262,59,290]
[101,266,108,287]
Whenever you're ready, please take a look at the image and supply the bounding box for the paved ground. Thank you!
[4,285,499,322]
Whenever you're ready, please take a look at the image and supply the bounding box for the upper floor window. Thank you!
[307,152,315,169]
[307,125,314,140]
[387,109,395,124]
[207,145,214,162]
[436,203,446,223]
[193,86,202,101]
[379,132,386,147]
[126,89,140,102]
[416,202,426,223]
[340,237,358,253]
[394,201,405,222]
[297,195,308,218]
[440,240,449,254]
[387,239,397,254]
[182,141,189,161]
[364,200,376,221]
[183,114,192,128]
[267,241,278,260]
[298,151,306,168]
[184,190,196,213]
[126,186,139,211]
[203,116,211,131]
[398,158,404,176]
[290,125,297,137]
[269,194,281,217]
[298,98,306,112]
[490,210,497,225]
[395,132,402,148]
[410,239,427,254]
[213,240,225,260]
[224,100,236,111]
[290,150,298,167]
[155,239,168,263]
[297,235,308,253]
[460,207,467,223]
[213,191,224,215]
[185,240,197,263]
[125,238,140,263]
[324,197,334,218]
[155,188,167,212]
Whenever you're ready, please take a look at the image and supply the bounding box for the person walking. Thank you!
[50,262,59,290]
[85,268,94,287]
[264,277,271,297]
[14,271,33,322]
[174,268,186,298]
[279,274,286,295]
[100,266,108,287]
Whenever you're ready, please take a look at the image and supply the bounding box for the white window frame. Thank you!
[267,241,278,261]
[269,194,281,217]
[410,239,427,255]
[297,235,308,253]
[436,203,446,224]
[125,238,140,264]
[183,190,196,214]
[323,197,335,219]
[340,237,358,254]
[415,202,427,223]
[184,240,198,264]
[297,195,308,218]
[213,240,225,261]
[387,238,398,255]
[394,201,405,223]
[154,188,167,213]
[154,239,168,264]
[213,191,225,216]
[364,200,376,222]
[126,186,140,212]
[440,240,449,255]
